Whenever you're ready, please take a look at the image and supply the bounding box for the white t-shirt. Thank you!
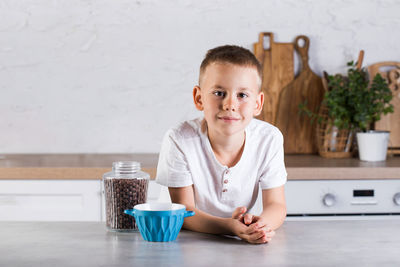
[156,117,287,218]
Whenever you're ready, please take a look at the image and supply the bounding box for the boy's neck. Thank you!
[207,128,245,168]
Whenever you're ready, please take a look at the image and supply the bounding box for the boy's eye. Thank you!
[213,91,225,97]
[238,92,248,98]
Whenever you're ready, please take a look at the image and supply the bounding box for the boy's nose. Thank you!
[223,96,237,111]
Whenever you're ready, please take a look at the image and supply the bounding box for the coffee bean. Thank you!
[104,178,148,231]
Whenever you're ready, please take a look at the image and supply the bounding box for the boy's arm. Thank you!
[168,186,236,234]
[259,185,287,230]
[169,186,266,243]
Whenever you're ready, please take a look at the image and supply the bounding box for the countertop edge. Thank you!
[0,167,156,180]
[1,166,399,180]
[287,167,400,179]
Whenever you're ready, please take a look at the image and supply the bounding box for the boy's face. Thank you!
[193,62,264,137]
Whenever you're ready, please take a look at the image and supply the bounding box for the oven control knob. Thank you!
[394,193,400,206]
[322,193,336,207]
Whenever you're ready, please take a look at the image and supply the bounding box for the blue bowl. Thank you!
[124,203,195,242]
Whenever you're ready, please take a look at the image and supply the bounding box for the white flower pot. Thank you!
[356,131,390,162]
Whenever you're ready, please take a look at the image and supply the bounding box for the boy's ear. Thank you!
[253,91,264,116]
[193,86,204,111]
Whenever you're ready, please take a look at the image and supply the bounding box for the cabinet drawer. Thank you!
[0,180,102,221]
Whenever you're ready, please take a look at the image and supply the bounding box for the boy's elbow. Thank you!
[271,203,287,230]
[277,203,287,225]
[282,203,287,218]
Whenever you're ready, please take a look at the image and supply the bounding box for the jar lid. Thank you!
[112,161,141,173]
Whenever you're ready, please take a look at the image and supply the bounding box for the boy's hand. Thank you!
[230,207,275,244]
[231,206,247,221]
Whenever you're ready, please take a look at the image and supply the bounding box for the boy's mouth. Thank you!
[218,116,240,122]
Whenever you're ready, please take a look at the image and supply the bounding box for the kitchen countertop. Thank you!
[1,220,399,266]
[0,154,399,180]
[0,154,158,180]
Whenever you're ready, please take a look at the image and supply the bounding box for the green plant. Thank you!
[299,61,394,132]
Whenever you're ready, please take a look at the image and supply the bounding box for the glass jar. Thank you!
[103,161,150,232]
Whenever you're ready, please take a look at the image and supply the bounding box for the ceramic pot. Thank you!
[356,131,390,162]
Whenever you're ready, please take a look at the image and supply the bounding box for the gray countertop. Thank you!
[1,219,400,266]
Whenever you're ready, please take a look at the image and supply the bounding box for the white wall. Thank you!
[1,0,399,153]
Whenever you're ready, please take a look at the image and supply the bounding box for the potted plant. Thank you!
[346,65,394,161]
[300,51,394,161]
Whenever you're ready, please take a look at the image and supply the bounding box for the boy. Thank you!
[156,45,287,244]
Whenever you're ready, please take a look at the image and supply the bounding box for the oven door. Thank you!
[285,179,400,220]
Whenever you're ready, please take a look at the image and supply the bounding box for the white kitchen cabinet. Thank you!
[0,180,102,221]
[0,180,169,222]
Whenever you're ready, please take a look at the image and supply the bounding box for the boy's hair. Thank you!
[199,45,263,87]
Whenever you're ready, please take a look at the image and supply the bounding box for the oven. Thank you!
[284,179,400,220]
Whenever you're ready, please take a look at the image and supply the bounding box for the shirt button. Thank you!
[225,169,229,174]
[223,179,229,184]
[222,189,228,193]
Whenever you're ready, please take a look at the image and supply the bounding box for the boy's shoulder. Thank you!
[247,119,283,139]
[166,117,203,140]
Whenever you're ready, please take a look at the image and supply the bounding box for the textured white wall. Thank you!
[1,0,399,153]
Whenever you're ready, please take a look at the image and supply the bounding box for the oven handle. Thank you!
[350,201,378,205]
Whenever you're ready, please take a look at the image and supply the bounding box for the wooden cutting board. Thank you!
[367,62,400,154]
[275,35,325,154]
[253,32,294,124]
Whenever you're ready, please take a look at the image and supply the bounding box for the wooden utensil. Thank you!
[275,35,325,154]
[356,50,364,69]
[253,33,265,65]
[253,32,294,124]
[367,61,400,154]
